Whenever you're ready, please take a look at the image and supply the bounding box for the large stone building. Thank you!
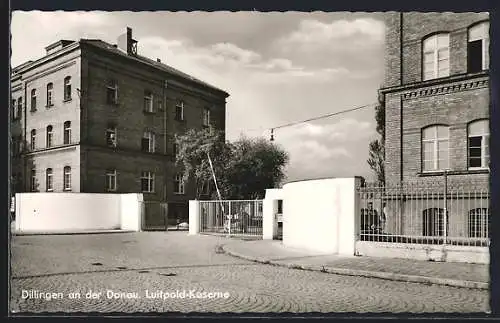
[10,27,229,225]
[377,13,490,240]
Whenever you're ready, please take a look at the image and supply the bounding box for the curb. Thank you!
[221,245,488,290]
[12,230,136,236]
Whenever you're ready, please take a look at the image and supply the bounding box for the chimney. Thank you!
[156,58,161,63]
[117,27,138,55]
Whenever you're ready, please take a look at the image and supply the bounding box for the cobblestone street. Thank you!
[10,232,489,313]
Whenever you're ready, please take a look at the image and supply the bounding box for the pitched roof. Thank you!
[81,39,229,97]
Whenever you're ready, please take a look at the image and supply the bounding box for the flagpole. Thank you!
[206,151,227,233]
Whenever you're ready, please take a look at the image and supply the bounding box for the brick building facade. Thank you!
[10,28,229,224]
[381,12,490,187]
[375,13,490,240]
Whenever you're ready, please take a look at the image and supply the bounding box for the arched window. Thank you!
[422,125,449,171]
[17,97,22,119]
[64,76,72,101]
[63,166,71,191]
[468,119,489,169]
[143,90,154,113]
[46,125,54,148]
[30,129,36,151]
[141,131,155,153]
[468,21,489,72]
[46,83,54,106]
[469,208,489,238]
[31,89,37,111]
[203,107,211,127]
[174,173,185,194]
[422,33,450,80]
[46,168,53,192]
[30,167,37,192]
[63,121,71,145]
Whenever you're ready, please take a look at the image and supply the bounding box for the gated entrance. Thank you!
[199,200,263,238]
[141,201,168,231]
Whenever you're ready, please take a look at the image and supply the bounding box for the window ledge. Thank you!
[63,98,72,103]
[45,104,54,108]
[418,169,489,177]
[143,110,156,115]
[173,192,185,195]
[30,109,37,113]
[142,191,155,194]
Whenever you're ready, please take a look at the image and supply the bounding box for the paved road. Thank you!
[10,232,489,313]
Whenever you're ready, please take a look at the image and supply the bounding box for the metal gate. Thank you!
[141,201,168,231]
[199,200,263,237]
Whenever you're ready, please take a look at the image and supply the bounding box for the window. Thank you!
[141,171,155,193]
[11,99,16,120]
[468,21,489,73]
[63,166,71,191]
[11,136,17,155]
[47,83,53,106]
[203,108,210,127]
[31,89,37,111]
[17,97,22,119]
[175,100,184,121]
[141,131,155,153]
[468,120,489,169]
[423,33,450,80]
[469,208,489,238]
[201,181,210,195]
[63,121,71,145]
[174,173,185,194]
[422,125,449,171]
[63,76,72,101]
[106,127,117,148]
[173,143,179,160]
[46,125,54,148]
[17,135,23,154]
[105,169,117,192]
[46,168,53,192]
[30,168,37,192]
[422,208,448,237]
[106,80,118,104]
[144,90,154,113]
[30,129,36,151]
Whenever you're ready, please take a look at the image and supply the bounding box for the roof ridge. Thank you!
[82,39,228,96]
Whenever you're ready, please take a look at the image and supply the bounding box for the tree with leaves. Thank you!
[367,93,385,184]
[174,126,232,200]
[174,128,289,200]
[225,136,289,199]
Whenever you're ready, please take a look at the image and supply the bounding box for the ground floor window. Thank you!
[422,208,448,237]
[469,208,489,238]
[106,169,117,192]
[141,171,155,193]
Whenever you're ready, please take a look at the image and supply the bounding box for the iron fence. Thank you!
[199,200,263,237]
[357,177,490,247]
[142,201,168,231]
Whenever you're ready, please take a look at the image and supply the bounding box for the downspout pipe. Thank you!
[399,12,404,184]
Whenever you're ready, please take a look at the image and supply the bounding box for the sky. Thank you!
[11,11,386,182]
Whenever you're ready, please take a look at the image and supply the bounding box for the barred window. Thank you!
[469,208,489,238]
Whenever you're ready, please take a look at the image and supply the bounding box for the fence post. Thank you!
[443,170,448,244]
[189,200,200,235]
[228,200,232,236]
